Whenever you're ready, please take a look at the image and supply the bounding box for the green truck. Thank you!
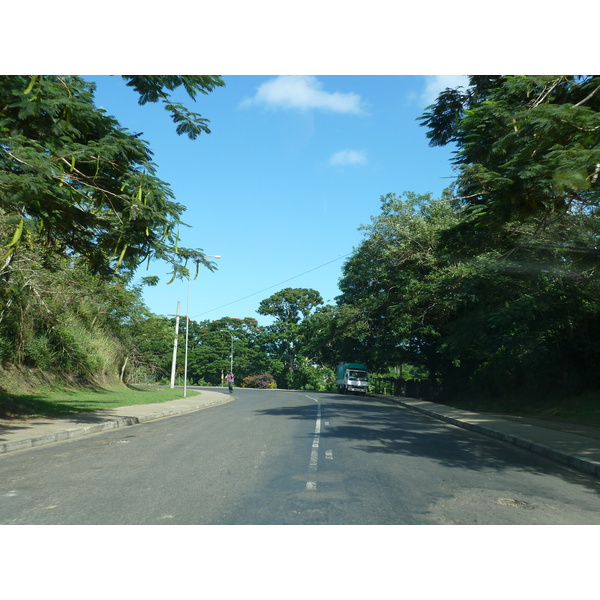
[336,363,369,395]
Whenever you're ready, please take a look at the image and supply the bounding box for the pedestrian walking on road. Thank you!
[227,371,234,393]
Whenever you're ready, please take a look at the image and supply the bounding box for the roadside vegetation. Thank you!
[2,76,599,424]
[0,368,199,420]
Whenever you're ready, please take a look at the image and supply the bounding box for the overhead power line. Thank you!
[192,252,352,319]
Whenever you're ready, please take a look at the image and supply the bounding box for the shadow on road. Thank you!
[254,393,600,492]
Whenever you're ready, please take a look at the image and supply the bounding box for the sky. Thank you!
[88,74,468,326]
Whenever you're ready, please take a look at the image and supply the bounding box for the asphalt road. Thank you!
[1,388,600,524]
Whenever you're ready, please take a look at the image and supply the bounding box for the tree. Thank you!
[0,242,164,383]
[186,317,271,385]
[336,192,462,379]
[257,288,323,387]
[257,287,324,323]
[0,75,224,390]
[1,75,223,281]
[326,77,600,403]
[300,304,341,367]
[418,76,600,398]
[419,76,600,226]
[336,188,600,402]
[122,75,224,140]
[119,307,175,383]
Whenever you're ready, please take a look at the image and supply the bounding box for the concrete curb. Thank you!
[379,395,600,478]
[0,393,233,455]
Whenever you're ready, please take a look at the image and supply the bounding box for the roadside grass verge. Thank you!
[0,385,200,420]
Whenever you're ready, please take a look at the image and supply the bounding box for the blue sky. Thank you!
[88,75,467,326]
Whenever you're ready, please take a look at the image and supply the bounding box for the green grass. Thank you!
[0,385,200,420]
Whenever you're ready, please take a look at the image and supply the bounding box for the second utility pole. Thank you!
[169,301,181,389]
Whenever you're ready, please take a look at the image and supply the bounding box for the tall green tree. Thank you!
[418,75,600,398]
[257,287,323,387]
[337,188,600,401]
[0,75,224,389]
[336,192,462,377]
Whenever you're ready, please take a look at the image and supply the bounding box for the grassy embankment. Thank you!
[0,367,200,420]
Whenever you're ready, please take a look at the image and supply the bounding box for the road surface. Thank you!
[1,388,600,524]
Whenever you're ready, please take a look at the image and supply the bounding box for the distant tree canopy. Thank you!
[257,288,324,387]
[186,317,274,386]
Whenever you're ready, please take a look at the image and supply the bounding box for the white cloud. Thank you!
[329,149,367,166]
[420,75,470,107]
[241,76,366,114]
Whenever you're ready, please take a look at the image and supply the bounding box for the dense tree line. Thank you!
[329,76,600,402]
[330,189,600,401]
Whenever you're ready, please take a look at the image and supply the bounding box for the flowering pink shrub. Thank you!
[241,373,277,389]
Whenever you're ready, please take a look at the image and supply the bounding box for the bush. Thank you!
[241,373,277,389]
[24,336,57,370]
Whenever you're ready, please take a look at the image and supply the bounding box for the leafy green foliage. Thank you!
[184,317,273,386]
[420,76,600,225]
[334,186,600,401]
[0,226,182,394]
[0,74,225,402]
[122,75,224,140]
[257,287,324,323]
[257,288,324,388]
[335,192,462,374]
[0,245,124,381]
[1,75,221,281]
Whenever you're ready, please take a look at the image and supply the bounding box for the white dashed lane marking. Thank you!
[305,395,322,490]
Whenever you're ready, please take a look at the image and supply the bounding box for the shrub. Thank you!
[24,336,57,370]
[241,373,277,389]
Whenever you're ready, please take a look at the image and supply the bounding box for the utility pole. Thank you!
[184,278,190,398]
[173,254,221,395]
[169,301,181,389]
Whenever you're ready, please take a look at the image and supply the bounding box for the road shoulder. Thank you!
[0,389,233,455]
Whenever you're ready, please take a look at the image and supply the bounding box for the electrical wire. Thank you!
[192,252,352,319]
